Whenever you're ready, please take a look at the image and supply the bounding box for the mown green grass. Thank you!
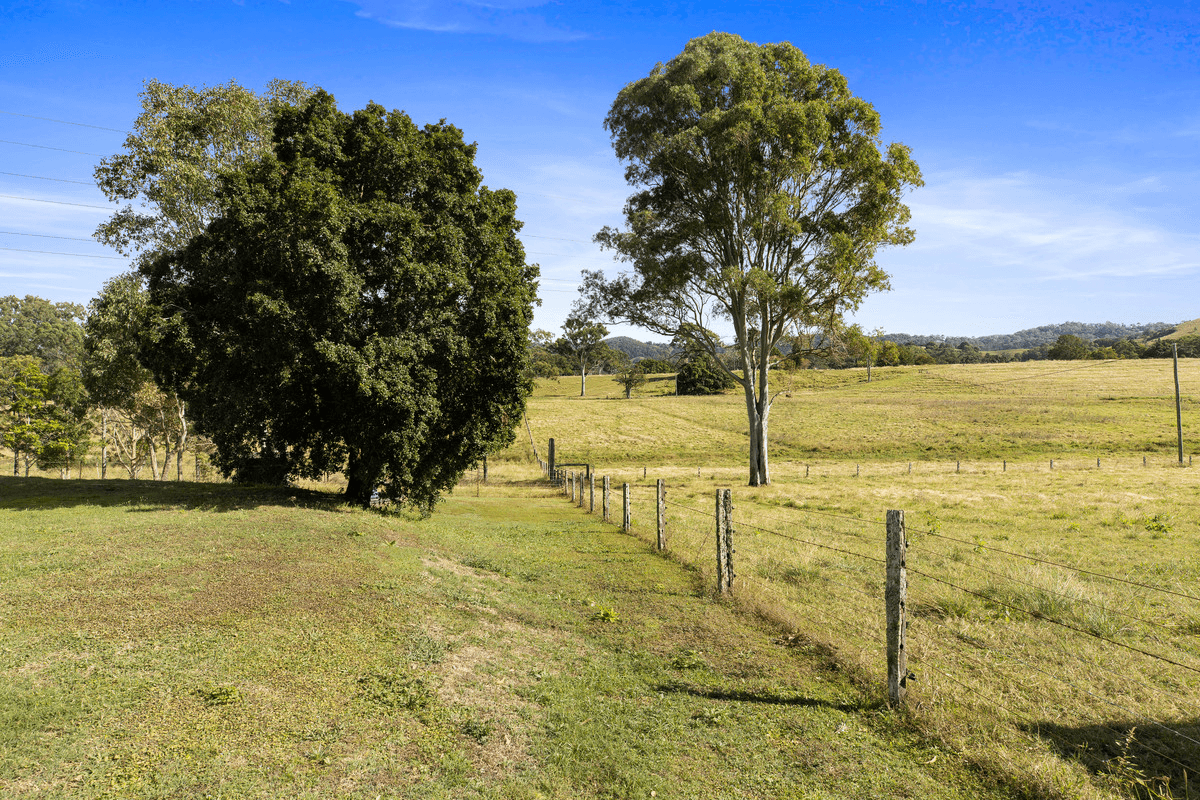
[1,476,1022,799]
[511,360,1200,800]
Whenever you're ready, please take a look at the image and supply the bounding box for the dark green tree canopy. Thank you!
[586,32,921,485]
[145,91,537,510]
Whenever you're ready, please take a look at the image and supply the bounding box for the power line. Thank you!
[0,171,93,185]
[0,230,96,242]
[0,246,124,260]
[0,194,113,210]
[0,139,106,157]
[0,109,127,133]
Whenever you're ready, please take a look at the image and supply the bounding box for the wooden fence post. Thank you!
[721,489,734,595]
[715,490,726,592]
[482,456,487,484]
[548,438,555,479]
[603,476,611,523]
[589,473,595,513]
[886,509,908,707]
[656,479,666,551]
[622,483,631,533]
[578,473,585,508]
[569,471,575,502]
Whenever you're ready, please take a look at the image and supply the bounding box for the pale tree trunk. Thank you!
[580,365,586,397]
[175,398,188,481]
[157,406,171,481]
[148,438,160,481]
[100,410,107,479]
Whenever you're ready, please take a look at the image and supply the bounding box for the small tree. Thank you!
[552,309,609,396]
[613,356,647,399]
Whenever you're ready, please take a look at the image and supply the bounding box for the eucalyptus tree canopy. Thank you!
[94,78,312,267]
[144,91,537,510]
[586,32,922,485]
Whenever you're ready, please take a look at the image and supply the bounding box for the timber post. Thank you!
[886,509,909,706]
[656,479,666,551]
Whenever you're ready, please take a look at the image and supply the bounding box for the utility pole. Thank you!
[1174,344,1184,465]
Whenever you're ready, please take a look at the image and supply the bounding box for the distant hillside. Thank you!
[604,336,674,361]
[884,321,1176,351]
[1160,318,1200,340]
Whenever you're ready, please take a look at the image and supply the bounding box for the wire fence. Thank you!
[531,437,1199,798]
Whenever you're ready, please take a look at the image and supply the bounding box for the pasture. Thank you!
[510,359,1200,799]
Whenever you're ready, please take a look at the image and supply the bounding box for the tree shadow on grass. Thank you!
[0,475,352,514]
[1020,718,1198,799]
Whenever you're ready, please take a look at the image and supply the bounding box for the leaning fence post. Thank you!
[886,509,908,707]
[721,489,734,595]
[569,471,575,502]
[589,474,595,513]
[622,483,631,533]
[578,473,585,507]
[656,479,666,551]
[603,476,611,523]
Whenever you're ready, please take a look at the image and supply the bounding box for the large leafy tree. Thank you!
[586,32,922,485]
[144,91,537,510]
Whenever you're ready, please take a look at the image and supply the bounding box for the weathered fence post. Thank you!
[721,489,734,595]
[714,489,734,595]
[886,509,908,707]
[656,479,666,552]
[643,466,647,479]
[569,471,576,502]
[548,438,555,479]
[589,474,595,513]
[715,490,726,592]
[578,473,585,508]
[603,476,611,523]
[622,483,631,534]
[1003,460,1007,472]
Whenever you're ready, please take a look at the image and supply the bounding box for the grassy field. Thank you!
[509,360,1200,799]
[1,474,1028,799]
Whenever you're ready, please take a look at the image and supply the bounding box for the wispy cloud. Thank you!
[905,170,1200,281]
[346,0,588,42]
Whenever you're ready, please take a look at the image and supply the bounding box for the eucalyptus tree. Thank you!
[587,32,922,485]
[94,78,312,266]
[552,311,609,396]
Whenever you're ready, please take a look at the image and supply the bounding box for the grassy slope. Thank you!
[0,476,1013,800]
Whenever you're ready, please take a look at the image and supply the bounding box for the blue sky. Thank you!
[1,0,1197,340]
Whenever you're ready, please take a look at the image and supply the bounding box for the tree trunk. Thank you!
[344,450,375,508]
[742,365,772,486]
[148,437,160,481]
[580,365,586,396]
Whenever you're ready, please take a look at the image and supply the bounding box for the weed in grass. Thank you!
[357,671,436,710]
[194,684,241,706]
[406,632,449,665]
[590,607,619,622]
[670,649,708,670]
[1143,514,1172,534]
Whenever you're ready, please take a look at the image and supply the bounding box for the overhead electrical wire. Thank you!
[0,109,127,133]
[0,139,106,157]
[0,194,113,210]
[0,246,123,260]
[0,170,93,185]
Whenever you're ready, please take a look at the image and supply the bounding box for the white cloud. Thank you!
[345,0,588,42]
[904,170,1200,281]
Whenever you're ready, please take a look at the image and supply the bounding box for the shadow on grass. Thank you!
[1020,718,1198,799]
[0,475,353,514]
[652,680,880,713]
